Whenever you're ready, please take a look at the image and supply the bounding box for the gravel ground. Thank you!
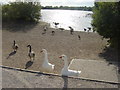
[2,68,118,88]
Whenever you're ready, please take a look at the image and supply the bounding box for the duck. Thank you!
[53,22,59,28]
[69,26,74,35]
[78,35,81,40]
[27,45,35,61]
[59,54,81,77]
[41,49,54,71]
[51,31,55,35]
[12,40,19,52]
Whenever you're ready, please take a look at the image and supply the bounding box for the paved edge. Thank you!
[1,65,120,85]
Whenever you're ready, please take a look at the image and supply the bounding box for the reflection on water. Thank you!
[40,9,93,31]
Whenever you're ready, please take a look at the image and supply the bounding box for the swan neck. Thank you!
[63,57,68,69]
[44,51,48,62]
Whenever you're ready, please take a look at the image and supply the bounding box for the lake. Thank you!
[40,9,93,31]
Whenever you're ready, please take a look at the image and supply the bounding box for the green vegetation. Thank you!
[92,2,120,48]
[2,2,41,22]
[41,6,93,11]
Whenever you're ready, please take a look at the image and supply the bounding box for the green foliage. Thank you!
[2,2,41,22]
[41,6,93,11]
[92,2,120,48]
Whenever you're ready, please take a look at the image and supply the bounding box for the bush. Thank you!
[2,2,41,22]
[92,2,120,48]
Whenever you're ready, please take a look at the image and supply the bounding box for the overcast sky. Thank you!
[1,0,94,6]
[39,0,94,6]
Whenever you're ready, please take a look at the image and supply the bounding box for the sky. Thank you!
[0,0,95,7]
[39,0,94,7]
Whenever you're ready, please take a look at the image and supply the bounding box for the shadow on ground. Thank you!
[25,61,34,69]
[2,21,38,32]
[62,76,68,89]
[6,51,17,59]
[99,47,119,72]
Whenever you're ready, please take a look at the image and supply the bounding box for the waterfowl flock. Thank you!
[8,24,95,77]
[10,39,81,77]
[41,22,94,41]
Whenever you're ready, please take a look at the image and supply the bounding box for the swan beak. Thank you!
[59,56,62,58]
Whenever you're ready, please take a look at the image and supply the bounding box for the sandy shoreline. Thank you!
[2,22,108,74]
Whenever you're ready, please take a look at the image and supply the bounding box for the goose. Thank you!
[78,35,81,40]
[12,40,19,52]
[87,27,91,31]
[53,22,59,26]
[84,28,87,32]
[43,26,47,32]
[51,31,55,35]
[59,54,81,76]
[42,26,47,35]
[41,49,54,71]
[53,22,59,28]
[27,45,35,61]
[69,26,74,35]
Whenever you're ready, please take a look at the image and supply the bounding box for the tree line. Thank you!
[41,6,93,11]
[92,2,120,48]
[2,2,41,22]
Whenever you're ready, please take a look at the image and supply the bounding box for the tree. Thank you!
[92,2,120,48]
[2,2,41,22]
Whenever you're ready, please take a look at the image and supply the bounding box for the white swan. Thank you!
[59,54,81,76]
[41,49,55,71]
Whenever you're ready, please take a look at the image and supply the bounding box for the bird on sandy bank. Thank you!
[12,40,19,52]
[78,35,81,40]
[42,26,48,35]
[27,44,35,61]
[84,28,87,32]
[69,26,74,35]
[51,31,55,35]
[53,22,59,28]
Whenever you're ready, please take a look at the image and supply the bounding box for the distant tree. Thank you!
[41,6,93,11]
[2,2,41,22]
[92,2,120,48]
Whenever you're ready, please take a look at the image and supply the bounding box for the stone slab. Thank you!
[69,59,118,83]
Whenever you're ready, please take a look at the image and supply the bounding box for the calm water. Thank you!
[40,9,93,31]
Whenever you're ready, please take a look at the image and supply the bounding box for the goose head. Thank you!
[41,49,47,53]
[27,44,31,47]
[13,40,15,43]
[59,54,67,60]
